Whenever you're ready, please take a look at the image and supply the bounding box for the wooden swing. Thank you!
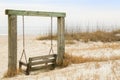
[19,16,57,75]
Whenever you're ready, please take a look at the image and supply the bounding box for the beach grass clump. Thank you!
[37,29,120,42]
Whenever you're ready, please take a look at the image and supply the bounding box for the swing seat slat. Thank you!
[30,54,56,61]
[30,64,55,71]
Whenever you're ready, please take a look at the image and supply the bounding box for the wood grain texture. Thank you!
[57,17,65,65]
[5,9,66,17]
[8,15,17,73]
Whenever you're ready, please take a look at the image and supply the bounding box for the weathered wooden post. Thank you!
[8,14,17,76]
[57,17,65,65]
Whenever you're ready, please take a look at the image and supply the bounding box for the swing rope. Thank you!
[19,16,27,63]
[20,16,54,62]
[49,16,54,55]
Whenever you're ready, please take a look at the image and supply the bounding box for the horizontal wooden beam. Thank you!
[5,9,66,17]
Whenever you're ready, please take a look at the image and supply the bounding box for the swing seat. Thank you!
[19,54,57,75]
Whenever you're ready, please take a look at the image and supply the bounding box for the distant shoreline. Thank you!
[0,34,7,36]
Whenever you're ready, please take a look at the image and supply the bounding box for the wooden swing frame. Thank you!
[5,9,66,75]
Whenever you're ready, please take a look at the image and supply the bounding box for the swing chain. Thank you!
[49,16,54,55]
[20,16,54,61]
[19,16,27,63]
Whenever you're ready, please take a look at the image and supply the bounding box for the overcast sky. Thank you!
[0,0,120,35]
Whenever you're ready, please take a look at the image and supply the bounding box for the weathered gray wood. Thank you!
[26,63,30,75]
[19,61,27,66]
[6,9,65,76]
[31,59,55,66]
[5,9,66,17]
[57,17,65,65]
[30,54,57,61]
[8,15,17,73]
[19,54,57,75]
[30,64,54,71]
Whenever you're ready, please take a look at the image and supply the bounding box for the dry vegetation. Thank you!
[62,53,120,67]
[4,69,21,78]
[37,29,120,42]
[80,43,120,50]
[1,27,120,79]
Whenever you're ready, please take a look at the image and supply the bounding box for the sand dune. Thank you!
[0,35,120,80]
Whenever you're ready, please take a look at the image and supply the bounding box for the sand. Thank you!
[0,35,120,80]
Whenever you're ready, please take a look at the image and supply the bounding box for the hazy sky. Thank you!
[0,0,120,34]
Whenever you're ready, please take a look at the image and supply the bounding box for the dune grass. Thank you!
[62,53,120,67]
[37,29,120,42]
[3,69,21,78]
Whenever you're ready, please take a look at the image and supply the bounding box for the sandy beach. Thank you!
[0,35,120,80]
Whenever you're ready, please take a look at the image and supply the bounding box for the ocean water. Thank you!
[0,26,57,35]
[0,16,58,35]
